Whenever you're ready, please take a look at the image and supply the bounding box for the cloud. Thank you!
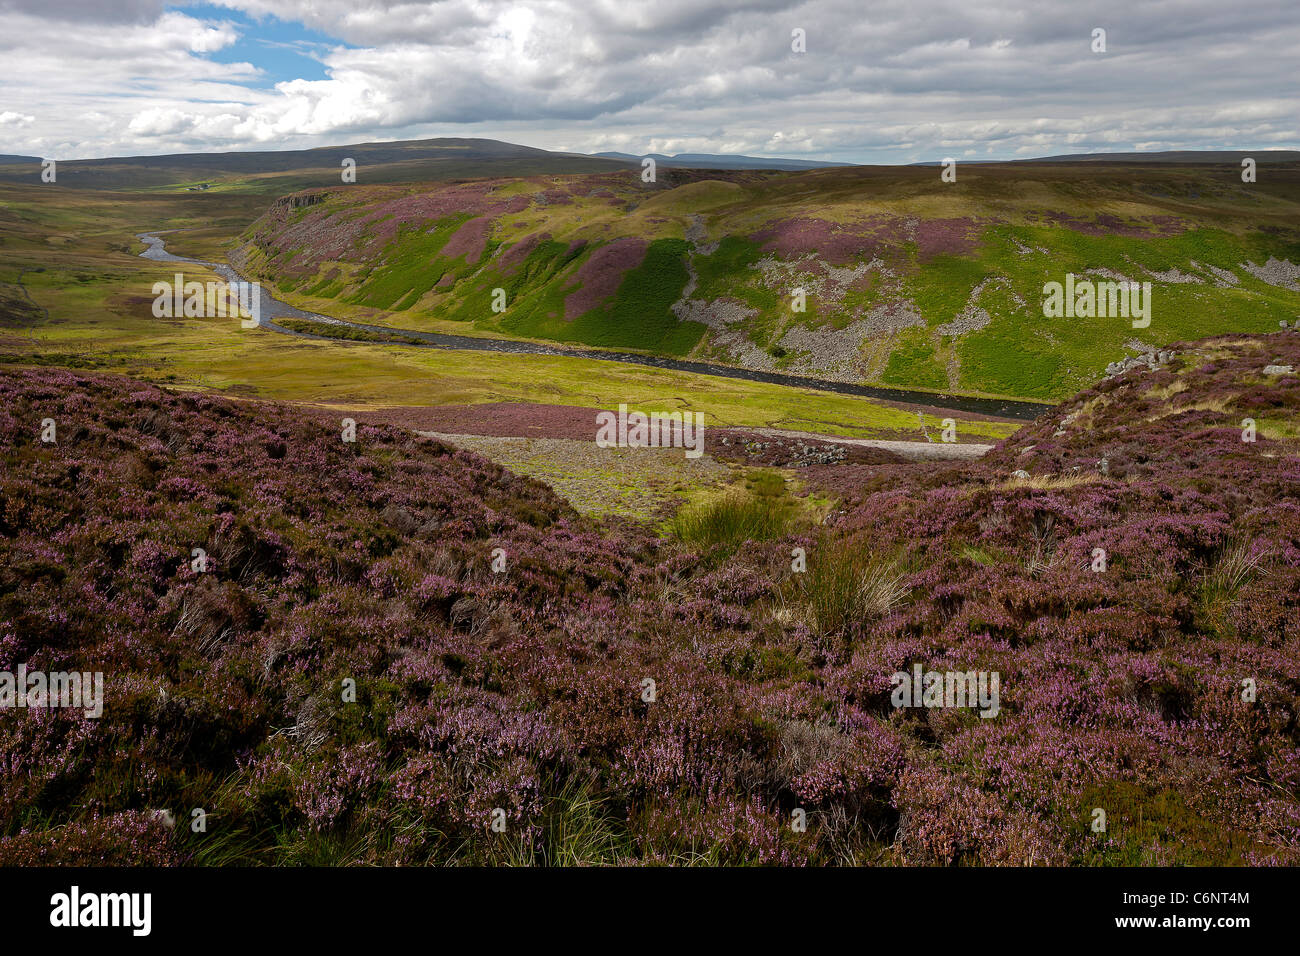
[0,0,167,24]
[1,0,1297,161]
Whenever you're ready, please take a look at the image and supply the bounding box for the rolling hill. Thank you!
[0,138,630,193]
[0,137,853,192]
[593,151,851,170]
[234,159,1300,402]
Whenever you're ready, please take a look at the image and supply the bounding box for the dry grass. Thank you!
[1144,379,1189,401]
[1257,416,1300,443]
[1144,395,1238,422]
[999,471,1103,491]
[1024,514,1062,577]
[792,539,911,639]
[1064,393,1114,433]
[1187,340,1267,364]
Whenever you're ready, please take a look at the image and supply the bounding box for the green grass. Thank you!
[274,318,427,344]
[225,162,1300,402]
[904,254,990,326]
[8,182,931,438]
[344,214,473,309]
[21,157,1298,431]
[1075,781,1259,865]
[670,490,795,550]
[881,328,950,390]
[0,219,1010,442]
[567,238,703,354]
[670,469,801,550]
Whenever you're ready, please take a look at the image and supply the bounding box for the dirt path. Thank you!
[741,427,995,460]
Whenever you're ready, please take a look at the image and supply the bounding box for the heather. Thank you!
[2,332,1299,865]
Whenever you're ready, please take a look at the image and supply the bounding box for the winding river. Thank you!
[138,232,1050,422]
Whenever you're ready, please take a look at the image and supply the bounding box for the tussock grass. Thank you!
[491,780,630,867]
[1202,538,1265,604]
[670,468,803,550]
[1198,537,1268,637]
[793,538,910,639]
[670,488,795,549]
[1023,514,1061,577]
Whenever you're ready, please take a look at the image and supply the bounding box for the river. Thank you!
[137,231,1050,422]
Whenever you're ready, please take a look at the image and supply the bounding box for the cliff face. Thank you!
[0,332,1297,866]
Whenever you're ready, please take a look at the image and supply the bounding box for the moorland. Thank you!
[1,140,1298,864]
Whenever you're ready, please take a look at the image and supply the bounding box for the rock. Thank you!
[1263,365,1295,375]
[1011,469,1030,480]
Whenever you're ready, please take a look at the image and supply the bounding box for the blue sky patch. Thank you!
[179,2,351,87]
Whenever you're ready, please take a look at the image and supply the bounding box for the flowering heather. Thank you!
[750,215,984,266]
[912,217,983,261]
[1,331,1298,866]
[752,217,888,265]
[497,232,550,274]
[244,180,530,272]
[562,238,648,319]
[438,216,495,264]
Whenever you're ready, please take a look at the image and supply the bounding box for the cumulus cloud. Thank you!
[1,0,1297,161]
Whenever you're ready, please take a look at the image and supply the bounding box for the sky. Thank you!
[1,0,1297,163]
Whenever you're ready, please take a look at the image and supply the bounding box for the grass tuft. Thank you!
[795,538,910,639]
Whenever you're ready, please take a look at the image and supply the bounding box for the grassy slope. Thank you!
[244,163,1300,401]
[0,181,1013,443]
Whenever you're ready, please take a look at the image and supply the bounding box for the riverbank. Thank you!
[137,231,1049,423]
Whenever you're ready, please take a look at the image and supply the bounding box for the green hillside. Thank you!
[239,162,1300,401]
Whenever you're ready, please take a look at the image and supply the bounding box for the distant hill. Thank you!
[1011,149,1300,165]
[593,150,849,170]
[0,138,630,191]
[910,150,1300,167]
[6,137,1296,191]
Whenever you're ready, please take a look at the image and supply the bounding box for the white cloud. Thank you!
[0,0,1297,161]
